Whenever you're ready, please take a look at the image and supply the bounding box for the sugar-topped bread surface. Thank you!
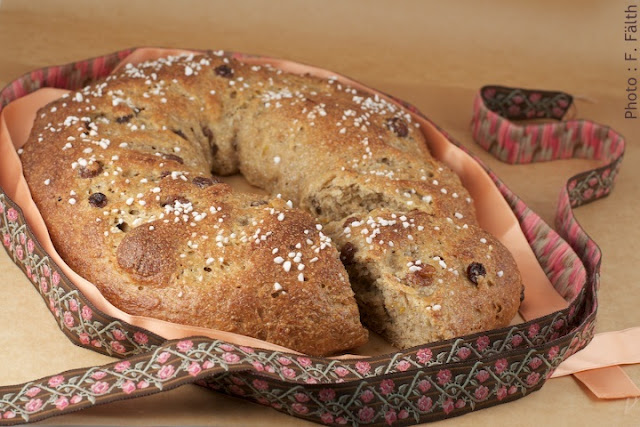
[21,52,522,355]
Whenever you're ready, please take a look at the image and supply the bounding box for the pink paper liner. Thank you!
[0,48,567,356]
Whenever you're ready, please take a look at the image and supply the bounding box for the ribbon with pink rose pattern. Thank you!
[471,85,639,399]
[0,49,631,425]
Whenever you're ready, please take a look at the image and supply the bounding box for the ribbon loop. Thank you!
[472,84,638,400]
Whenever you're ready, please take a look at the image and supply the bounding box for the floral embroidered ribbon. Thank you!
[0,49,631,425]
[471,85,639,399]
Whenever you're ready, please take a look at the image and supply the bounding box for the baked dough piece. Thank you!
[21,56,368,356]
[325,210,521,348]
[22,52,522,354]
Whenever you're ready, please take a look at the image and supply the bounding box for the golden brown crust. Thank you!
[21,52,521,354]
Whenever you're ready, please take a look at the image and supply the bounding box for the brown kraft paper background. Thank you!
[0,1,638,425]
